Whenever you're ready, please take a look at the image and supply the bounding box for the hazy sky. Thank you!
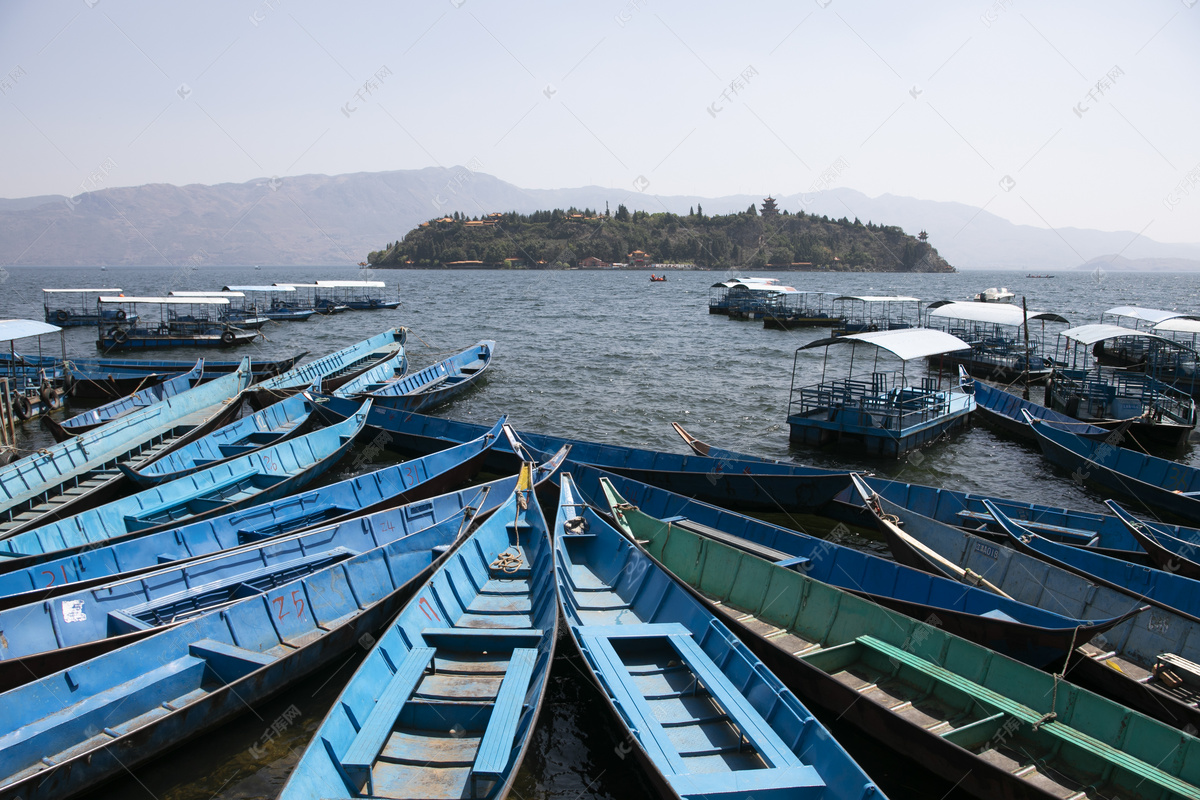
[2,1,1198,242]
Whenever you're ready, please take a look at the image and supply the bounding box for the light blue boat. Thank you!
[0,403,370,571]
[555,473,882,800]
[0,362,252,537]
[0,418,532,610]
[329,349,409,398]
[248,328,406,409]
[42,360,204,442]
[355,340,495,413]
[0,482,479,800]
[280,464,558,800]
[118,392,317,487]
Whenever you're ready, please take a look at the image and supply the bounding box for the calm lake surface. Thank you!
[4,264,1199,799]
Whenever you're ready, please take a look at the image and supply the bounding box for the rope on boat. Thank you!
[1035,624,1080,731]
[490,548,524,574]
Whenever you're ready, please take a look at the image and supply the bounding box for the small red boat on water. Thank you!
[649,274,667,282]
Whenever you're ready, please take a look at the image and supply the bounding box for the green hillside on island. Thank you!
[367,197,955,272]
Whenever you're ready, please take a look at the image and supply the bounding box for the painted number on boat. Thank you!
[262,454,278,472]
[418,597,440,621]
[404,465,415,483]
[273,590,306,620]
[973,541,999,559]
[41,565,70,587]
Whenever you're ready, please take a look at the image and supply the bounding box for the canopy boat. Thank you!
[285,283,349,315]
[972,286,1015,303]
[1106,500,1200,580]
[95,296,260,351]
[670,421,1170,562]
[315,279,401,310]
[924,301,1067,383]
[1146,317,1200,399]
[42,289,137,328]
[600,478,1200,800]
[988,500,1200,625]
[0,320,67,422]
[1044,324,1197,448]
[0,473,529,690]
[247,328,407,410]
[829,295,921,336]
[707,276,788,315]
[167,291,269,330]
[0,363,251,538]
[786,328,976,457]
[326,349,409,399]
[342,340,495,413]
[0,419,530,610]
[555,473,881,800]
[963,369,1113,442]
[761,290,841,330]
[0,404,369,573]
[855,475,1200,735]
[0,475,497,800]
[310,408,853,515]
[118,391,316,487]
[280,465,557,800]
[1024,411,1200,525]
[41,359,204,443]
[222,284,314,321]
[568,464,1134,668]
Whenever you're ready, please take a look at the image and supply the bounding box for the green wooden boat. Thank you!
[597,477,1200,800]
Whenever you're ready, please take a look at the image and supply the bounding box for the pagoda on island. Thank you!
[761,196,779,215]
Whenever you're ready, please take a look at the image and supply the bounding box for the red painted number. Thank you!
[418,597,439,621]
[272,591,306,620]
[40,566,68,587]
[404,465,415,483]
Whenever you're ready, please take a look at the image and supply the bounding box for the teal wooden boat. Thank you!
[354,340,495,413]
[118,392,316,487]
[0,363,252,537]
[41,360,204,443]
[329,350,409,398]
[280,464,558,800]
[602,477,1200,800]
[0,474,482,800]
[555,473,882,800]
[855,474,1200,736]
[247,328,406,409]
[0,404,369,572]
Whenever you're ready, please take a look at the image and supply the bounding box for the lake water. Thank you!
[4,264,1199,799]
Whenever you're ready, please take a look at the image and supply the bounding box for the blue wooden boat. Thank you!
[0,485,480,800]
[95,296,261,351]
[988,499,1200,624]
[0,424,560,614]
[1025,411,1200,525]
[280,465,558,800]
[2,351,301,378]
[311,407,853,514]
[568,464,1135,668]
[42,360,205,443]
[313,280,401,311]
[671,422,1169,562]
[328,349,409,398]
[118,392,315,487]
[0,405,369,573]
[221,285,316,322]
[247,328,407,409]
[1105,500,1200,580]
[554,473,882,800]
[856,476,1200,735]
[964,369,1113,442]
[0,474,527,691]
[786,328,976,457]
[0,364,252,537]
[346,340,495,413]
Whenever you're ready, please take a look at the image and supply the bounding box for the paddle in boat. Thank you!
[597,476,1200,800]
[280,463,558,800]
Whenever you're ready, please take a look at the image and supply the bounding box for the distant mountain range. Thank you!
[1,166,1196,270]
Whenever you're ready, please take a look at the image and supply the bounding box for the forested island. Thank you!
[367,198,955,272]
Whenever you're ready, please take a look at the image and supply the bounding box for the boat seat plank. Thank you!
[956,510,1094,541]
[856,635,1198,797]
[669,518,791,562]
[471,648,537,789]
[342,646,437,794]
[420,628,543,651]
[123,467,259,527]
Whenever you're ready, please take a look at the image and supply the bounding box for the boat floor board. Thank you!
[414,674,502,702]
[378,729,481,766]
[458,613,533,629]
[368,761,474,800]
[976,746,1090,799]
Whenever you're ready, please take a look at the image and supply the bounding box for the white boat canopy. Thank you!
[222,285,296,293]
[800,328,971,360]
[1103,306,1196,325]
[168,291,246,298]
[710,277,781,288]
[926,302,1069,326]
[832,295,921,303]
[41,288,122,294]
[99,296,230,305]
[0,320,62,341]
[314,280,386,288]
[1059,323,1175,346]
[1155,318,1200,335]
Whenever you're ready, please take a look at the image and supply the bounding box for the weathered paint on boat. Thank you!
[355,340,495,413]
